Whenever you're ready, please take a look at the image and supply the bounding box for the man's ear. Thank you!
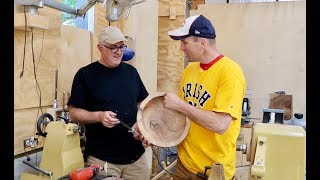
[200,37,207,46]
[97,44,103,52]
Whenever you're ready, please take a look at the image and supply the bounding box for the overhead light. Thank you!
[14,0,148,22]
[104,0,147,22]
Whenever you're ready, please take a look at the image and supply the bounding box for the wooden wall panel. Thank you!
[14,5,61,155]
[191,0,205,10]
[158,0,185,94]
[14,6,61,110]
[14,107,49,155]
[57,25,92,103]
[191,1,306,118]
[158,0,186,16]
[122,0,159,93]
[14,29,57,110]
[92,3,109,61]
[158,16,185,93]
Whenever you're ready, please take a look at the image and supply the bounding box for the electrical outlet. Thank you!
[23,138,30,149]
[23,137,38,149]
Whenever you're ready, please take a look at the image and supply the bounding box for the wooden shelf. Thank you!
[14,13,49,30]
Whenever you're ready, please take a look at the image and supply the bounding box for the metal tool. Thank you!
[53,69,59,109]
[22,160,53,177]
[112,115,137,135]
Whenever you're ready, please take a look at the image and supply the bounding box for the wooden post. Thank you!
[208,163,225,180]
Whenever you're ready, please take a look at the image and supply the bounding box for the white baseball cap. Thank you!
[168,15,216,40]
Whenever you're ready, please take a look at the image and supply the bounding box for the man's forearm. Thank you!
[179,102,232,134]
[69,106,100,124]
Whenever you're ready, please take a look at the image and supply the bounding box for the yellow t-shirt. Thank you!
[177,56,246,180]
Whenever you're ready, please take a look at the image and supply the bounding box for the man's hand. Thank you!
[163,92,184,111]
[97,111,120,128]
[132,122,154,147]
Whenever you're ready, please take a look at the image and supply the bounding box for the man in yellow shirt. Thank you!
[164,15,246,180]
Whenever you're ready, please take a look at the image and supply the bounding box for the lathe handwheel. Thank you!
[36,113,54,137]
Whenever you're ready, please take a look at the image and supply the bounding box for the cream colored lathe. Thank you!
[20,119,84,180]
[244,123,306,180]
[206,123,306,180]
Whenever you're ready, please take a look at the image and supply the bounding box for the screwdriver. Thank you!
[111,115,137,135]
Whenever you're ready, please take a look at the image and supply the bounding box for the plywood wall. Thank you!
[14,3,92,155]
[158,0,186,93]
[14,12,61,110]
[192,1,306,119]
[58,25,92,102]
[114,0,159,93]
[14,5,62,155]
[158,16,185,93]
[92,3,109,62]
[191,0,205,9]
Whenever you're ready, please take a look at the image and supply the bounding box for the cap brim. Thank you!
[169,35,191,40]
[168,29,190,40]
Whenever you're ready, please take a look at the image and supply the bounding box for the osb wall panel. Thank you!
[57,25,92,103]
[192,1,306,119]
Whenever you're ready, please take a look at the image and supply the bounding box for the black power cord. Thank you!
[57,174,69,180]
[19,6,27,78]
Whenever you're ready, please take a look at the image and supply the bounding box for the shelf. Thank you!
[14,13,49,30]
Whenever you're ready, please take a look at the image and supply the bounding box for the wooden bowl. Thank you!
[137,92,190,147]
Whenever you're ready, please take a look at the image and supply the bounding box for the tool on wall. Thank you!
[53,69,59,109]
[46,69,62,121]
[59,91,71,124]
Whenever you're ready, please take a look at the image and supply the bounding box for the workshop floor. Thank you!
[151,166,250,180]
[235,166,250,180]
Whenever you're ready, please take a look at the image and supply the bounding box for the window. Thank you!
[61,0,94,31]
